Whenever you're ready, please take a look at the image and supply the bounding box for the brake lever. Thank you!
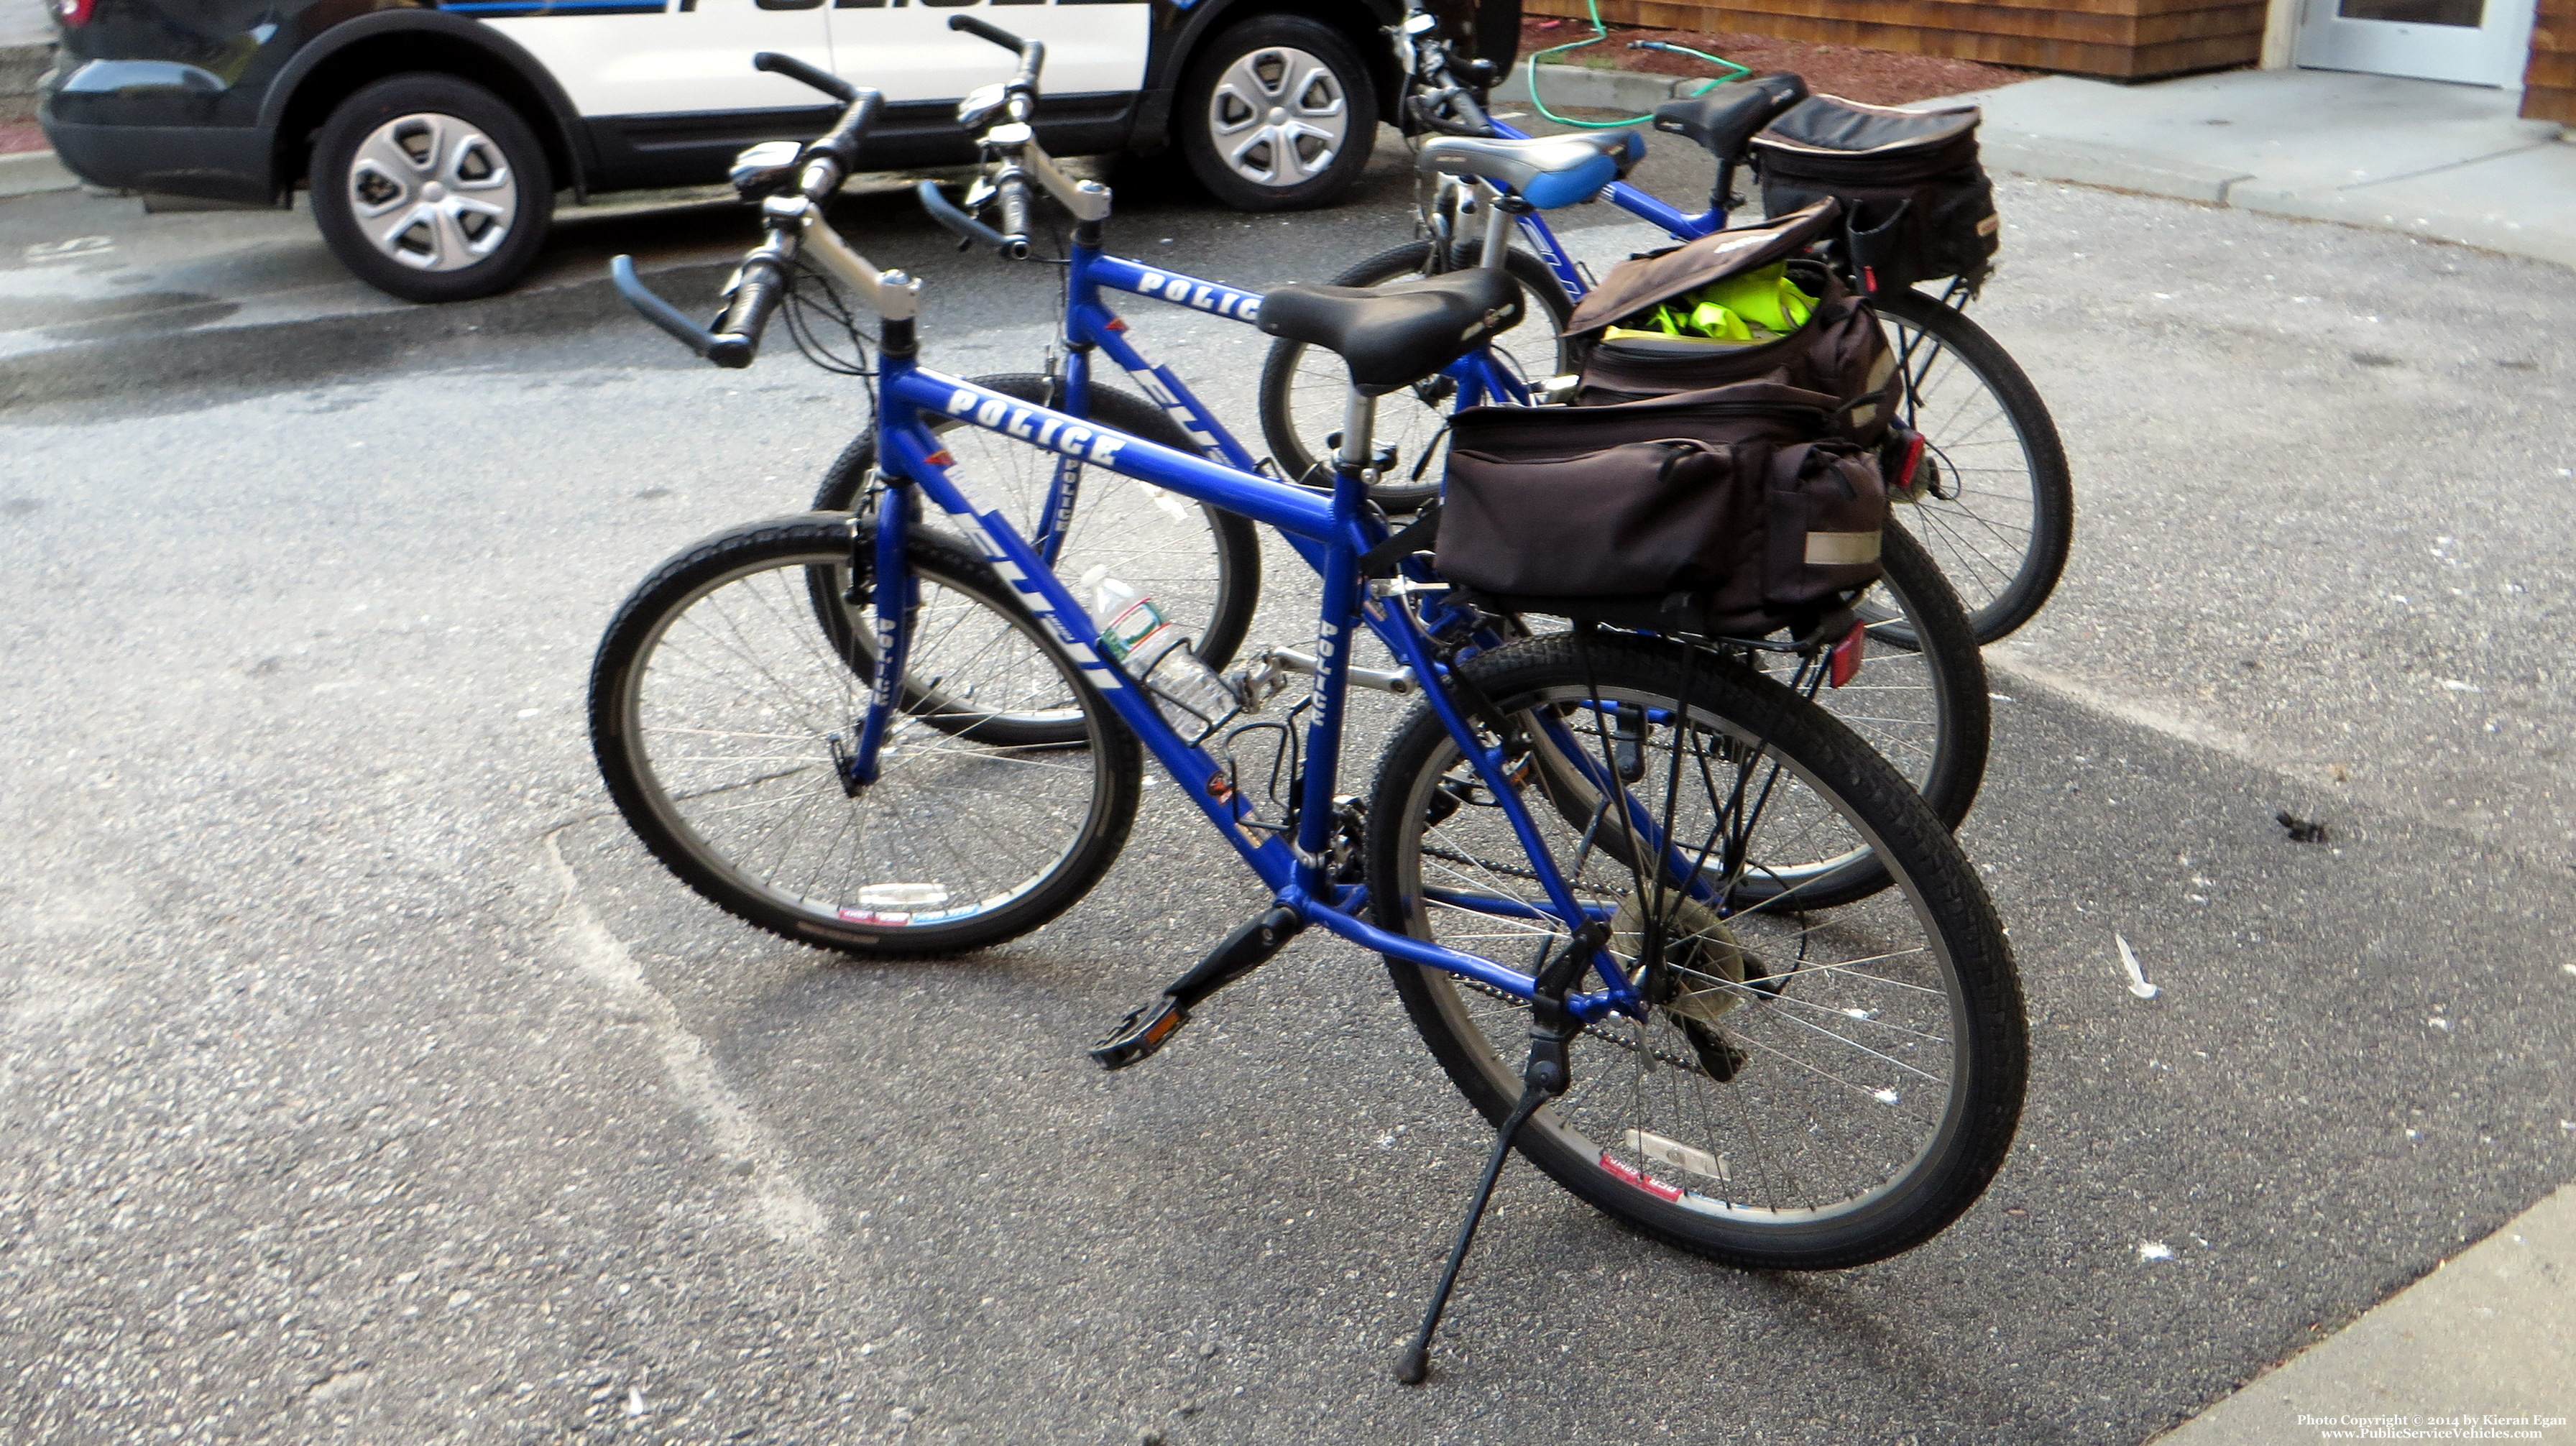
[611,255,717,358]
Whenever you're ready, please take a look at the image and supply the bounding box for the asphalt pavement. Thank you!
[4,124,2575,1444]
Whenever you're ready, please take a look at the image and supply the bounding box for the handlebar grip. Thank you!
[707,258,789,369]
[612,254,719,358]
[995,175,1033,260]
[946,15,1044,91]
[753,50,857,103]
[809,87,886,177]
[1407,92,1493,138]
[916,179,1012,252]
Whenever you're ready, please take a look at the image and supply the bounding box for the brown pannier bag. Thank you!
[1561,201,1899,444]
[1437,382,1888,639]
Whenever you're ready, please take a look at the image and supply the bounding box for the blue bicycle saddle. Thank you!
[1257,269,1525,397]
[1417,131,1642,209]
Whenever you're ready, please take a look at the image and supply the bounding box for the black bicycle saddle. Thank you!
[1257,269,1524,397]
[1652,73,1810,160]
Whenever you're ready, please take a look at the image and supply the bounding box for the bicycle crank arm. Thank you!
[1090,906,1303,1070]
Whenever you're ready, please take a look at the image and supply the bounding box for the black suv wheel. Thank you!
[1177,15,1377,212]
[309,73,555,303]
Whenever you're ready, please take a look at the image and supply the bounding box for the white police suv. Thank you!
[39,0,1517,300]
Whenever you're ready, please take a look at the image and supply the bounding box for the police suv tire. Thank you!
[310,73,555,304]
[1177,15,1378,212]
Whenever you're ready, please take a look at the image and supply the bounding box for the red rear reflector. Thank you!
[1862,266,1879,293]
[1104,318,1128,332]
[924,450,955,468]
[1828,617,1867,689]
[54,0,92,23]
[1898,433,1927,491]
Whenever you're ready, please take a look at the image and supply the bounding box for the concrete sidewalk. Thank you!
[1946,68,2576,270]
[2150,1183,2576,1442]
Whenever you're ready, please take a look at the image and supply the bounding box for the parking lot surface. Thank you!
[4,127,2573,1442]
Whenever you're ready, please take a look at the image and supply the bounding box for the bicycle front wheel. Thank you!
[1366,630,2025,1271]
[590,514,1141,957]
[1256,241,1575,510]
[1873,288,2072,645]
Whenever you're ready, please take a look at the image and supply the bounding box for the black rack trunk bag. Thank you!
[1437,381,1887,640]
[1559,200,1898,443]
[1751,94,1999,292]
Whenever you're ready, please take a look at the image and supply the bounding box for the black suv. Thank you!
[37,0,1518,301]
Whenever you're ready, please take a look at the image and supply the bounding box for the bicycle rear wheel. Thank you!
[1872,288,2071,645]
[1366,630,2025,1271]
[1519,525,1989,911]
[1256,241,1574,510]
[590,514,1141,957]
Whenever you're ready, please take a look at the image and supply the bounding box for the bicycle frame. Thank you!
[1450,114,1721,303]
[862,350,1654,1024]
[1025,236,1530,577]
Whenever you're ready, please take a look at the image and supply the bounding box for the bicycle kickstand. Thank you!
[1394,922,1601,1385]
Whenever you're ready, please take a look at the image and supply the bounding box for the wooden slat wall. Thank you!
[2524,0,2576,124]
[1524,0,2265,78]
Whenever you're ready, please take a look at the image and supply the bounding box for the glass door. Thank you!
[2296,0,2539,86]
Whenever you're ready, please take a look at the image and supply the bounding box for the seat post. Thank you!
[1336,386,1378,479]
[1476,180,1512,270]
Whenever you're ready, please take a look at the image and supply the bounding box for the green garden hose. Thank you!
[1523,0,1749,128]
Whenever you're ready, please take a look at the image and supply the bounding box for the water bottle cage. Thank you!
[1218,694,1312,838]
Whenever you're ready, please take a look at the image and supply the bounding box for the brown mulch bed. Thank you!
[1519,17,2029,106]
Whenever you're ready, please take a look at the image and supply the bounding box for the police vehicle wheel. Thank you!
[310,73,554,303]
[1177,15,1377,212]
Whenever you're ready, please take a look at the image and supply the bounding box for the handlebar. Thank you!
[994,174,1032,252]
[753,50,855,103]
[917,178,1011,252]
[1407,89,1495,138]
[614,56,890,368]
[612,251,791,369]
[949,14,1045,99]
[750,50,883,190]
[710,258,791,367]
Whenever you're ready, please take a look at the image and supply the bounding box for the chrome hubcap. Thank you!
[346,111,518,272]
[1207,46,1348,188]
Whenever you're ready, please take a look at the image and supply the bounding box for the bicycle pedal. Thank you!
[1090,998,1189,1071]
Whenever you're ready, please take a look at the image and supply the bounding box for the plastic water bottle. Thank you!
[1083,566,1243,744]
